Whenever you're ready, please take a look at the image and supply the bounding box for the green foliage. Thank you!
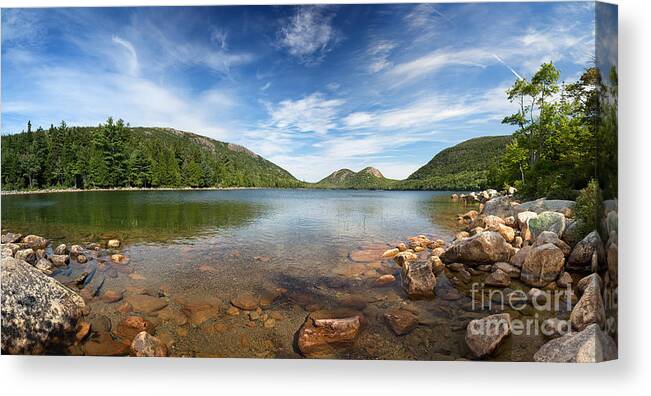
[405,135,512,191]
[1,119,303,191]
[315,167,398,190]
[490,63,616,199]
[575,179,603,237]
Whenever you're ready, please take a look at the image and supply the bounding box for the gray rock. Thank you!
[568,231,605,271]
[50,254,70,267]
[54,244,69,255]
[562,218,584,247]
[465,313,511,359]
[485,268,511,287]
[482,196,516,219]
[35,258,55,275]
[1,233,22,244]
[520,243,565,287]
[542,318,571,339]
[533,324,617,362]
[3,242,21,256]
[534,231,572,256]
[527,211,566,239]
[21,235,49,249]
[513,198,576,217]
[130,331,168,357]
[492,262,521,278]
[1,257,85,354]
[441,231,515,265]
[401,260,436,298]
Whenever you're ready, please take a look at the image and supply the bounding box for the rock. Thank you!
[528,288,546,305]
[3,242,20,256]
[297,311,363,357]
[430,255,445,273]
[1,257,85,354]
[510,245,530,268]
[227,306,240,316]
[1,232,22,244]
[517,211,538,241]
[483,215,505,228]
[15,248,37,265]
[533,324,617,362]
[514,198,576,217]
[482,196,515,218]
[562,219,584,247]
[77,254,88,264]
[83,331,130,356]
[231,292,259,310]
[571,274,606,331]
[451,193,459,201]
[485,269,511,287]
[75,321,91,342]
[350,247,385,263]
[542,318,571,339]
[567,231,605,271]
[1,247,13,258]
[130,331,168,357]
[115,316,154,340]
[111,254,129,265]
[441,231,514,265]
[263,318,276,328]
[101,289,124,303]
[54,244,68,255]
[393,251,417,267]
[21,235,49,249]
[50,254,69,267]
[384,309,418,335]
[520,243,565,287]
[534,231,571,256]
[397,243,407,252]
[70,244,84,256]
[527,211,566,239]
[381,248,399,258]
[35,258,55,275]
[492,262,520,278]
[557,272,573,288]
[430,247,445,257]
[607,241,618,283]
[125,294,168,313]
[512,236,523,249]
[107,239,121,248]
[491,223,515,242]
[374,274,396,286]
[465,313,511,359]
[401,260,436,298]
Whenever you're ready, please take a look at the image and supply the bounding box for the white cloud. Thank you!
[343,112,373,128]
[278,6,340,64]
[265,92,345,134]
[261,82,271,91]
[367,40,395,73]
[112,35,139,76]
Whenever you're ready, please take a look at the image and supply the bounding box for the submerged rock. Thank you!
[401,260,436,298]
[231,292,259,310]
[1,257,85,354]
[125,294,168,313]
[533,324,617,362]
[465,313,511,359]
[297,310,363,358]
[384,309,418,336]
[130,331,168,357]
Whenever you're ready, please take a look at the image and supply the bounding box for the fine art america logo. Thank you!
[468,282,618,337]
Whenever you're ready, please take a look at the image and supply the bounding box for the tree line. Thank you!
[1,118,302,190]
[489,63,618,200]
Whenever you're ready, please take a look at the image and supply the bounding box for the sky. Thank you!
[1,2,601,182]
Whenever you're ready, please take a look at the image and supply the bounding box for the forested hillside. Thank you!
[314,167,398,189]
[0,118,303,190]
[400,135,512,191]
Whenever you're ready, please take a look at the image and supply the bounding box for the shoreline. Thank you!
[1,186,477,196]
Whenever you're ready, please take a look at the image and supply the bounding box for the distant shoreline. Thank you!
[1,186,476,196]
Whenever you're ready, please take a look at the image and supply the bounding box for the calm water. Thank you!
[1,189,549,359]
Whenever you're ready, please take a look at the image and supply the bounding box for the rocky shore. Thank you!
[1,189,618,361]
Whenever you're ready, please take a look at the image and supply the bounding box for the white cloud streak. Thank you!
[278,6,340,65]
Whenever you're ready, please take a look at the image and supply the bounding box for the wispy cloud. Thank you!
[367,40,396,73]
[264,92,345,134]
[278,6,340,65]
[112,35,139,77]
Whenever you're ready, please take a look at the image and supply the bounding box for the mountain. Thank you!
[315,167,397,189]
[400,135,512,190]
[0,122,302,190]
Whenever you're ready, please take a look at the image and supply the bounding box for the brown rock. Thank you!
[22,235,49,249]
[54,244,68,255]
[111,254,130,265]
[15,248,37,265]
[115,316,154,340]
[374,274,396,286]
[83,332,130,356]
[50,254,69,267]
[401,260,436,298]
[485,268,511,287]
[231,292,259,310]
[465,313,511,359]
[297,311,363,357]
[571,274,606,331]
[384,309,418,335]
[107,239,121,248]
[77,254,88,264]
[125,294,168,313]
[520,243,565,287]
[441,231,514,265]
[75,321,91,342]
[101,289,124,303]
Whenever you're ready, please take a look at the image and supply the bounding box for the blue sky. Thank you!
[2,2,599,181]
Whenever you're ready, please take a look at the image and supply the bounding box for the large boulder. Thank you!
[533,324,617,362]
[401,260,436,298]
[1,257,85,354]
[571,274,606,331]
[465,313,511,359]
[513,198,575,217]
[297,310,363,358]
[527,211,566,239]
[517,211,538,241]
[567,231,605,271]
[520,243,565,287]
[482,196,516,219]
[440,231,514,265]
